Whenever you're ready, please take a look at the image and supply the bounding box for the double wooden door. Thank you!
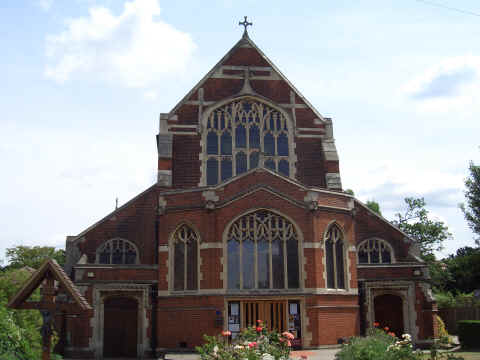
[241,300,287,332]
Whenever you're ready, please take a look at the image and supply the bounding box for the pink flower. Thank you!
[256,326,263,332]
[221,330,231,336]
[282,331,295,340]
[248,341,257,348]
[287,340,292,347]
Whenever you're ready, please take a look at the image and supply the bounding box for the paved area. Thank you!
[163,348,339,360]
[68,348,340,360]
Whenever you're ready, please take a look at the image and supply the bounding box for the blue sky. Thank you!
[1,0,479,262]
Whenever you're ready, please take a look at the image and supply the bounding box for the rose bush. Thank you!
[196,321,294,360]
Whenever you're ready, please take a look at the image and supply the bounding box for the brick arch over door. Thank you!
[223,208,303,291]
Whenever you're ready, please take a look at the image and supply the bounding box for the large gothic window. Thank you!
[227,210,300,290]
[96,238,138,264]
[205,98,291,185]
[357,238,393,264]
[325,225,345,289]
[172,225,198,291]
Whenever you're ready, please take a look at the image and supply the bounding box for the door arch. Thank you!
[103,297,138,358]
[374,294,404,337]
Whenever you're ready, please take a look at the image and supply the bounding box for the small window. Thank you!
[357,239,393,264]
[97,239,139,264]
[325,225,345,289]
[172,225,198,291]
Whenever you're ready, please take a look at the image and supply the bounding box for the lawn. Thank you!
[454,352,480,360]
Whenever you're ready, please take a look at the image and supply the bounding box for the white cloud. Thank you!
[402,55,480,112]
[38,0,54,11]
[45,0,196,88]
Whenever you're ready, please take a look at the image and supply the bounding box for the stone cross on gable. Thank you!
[239,16,252,35]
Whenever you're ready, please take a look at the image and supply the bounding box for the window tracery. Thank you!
[172,225,198,291]
[96,238,138,265]
[325,225,345,289]
[227,210,300,290]
[205,98,292,185]
[357,238,393,264]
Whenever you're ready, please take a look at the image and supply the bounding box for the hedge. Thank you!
[457,320,480,348]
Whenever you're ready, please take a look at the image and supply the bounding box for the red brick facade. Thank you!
[63,32,437,358]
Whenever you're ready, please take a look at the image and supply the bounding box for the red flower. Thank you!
[373,322,380,327]
[388,332,396,337]
[257,319,263,324]
[256,326,263,332]
[248,342,257,348]
[384,326,389,331]
[221,330,231,336]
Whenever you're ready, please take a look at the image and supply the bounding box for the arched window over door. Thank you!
[325,224,346,289]
[226,210,300,290]
[357,238,394,264]
[96,238,139,264]
[172,224,198,291]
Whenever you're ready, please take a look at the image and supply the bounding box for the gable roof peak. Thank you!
[167,31,326,123]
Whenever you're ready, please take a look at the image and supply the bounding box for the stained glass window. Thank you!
[325,225,346,289]
[227,210,299,290]
[97,239,139,265]
[172,225,198,291]
[357,239,393,264]
[205,98,292,185]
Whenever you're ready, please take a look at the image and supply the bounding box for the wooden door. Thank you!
[242,301,287,333]
[103,297,138,358]
[374,294,404,337]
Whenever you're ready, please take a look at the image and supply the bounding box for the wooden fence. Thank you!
[438,307,480,334]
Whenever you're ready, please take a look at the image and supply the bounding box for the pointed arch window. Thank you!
[357,238,393,264]
[227,210,300,290]
[325,225,345,289]
[172,225,198,291]
[96,238,139,264]
[205,98,292,185]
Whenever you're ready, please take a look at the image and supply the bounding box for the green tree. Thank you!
[0,269,42,359]
[460,161,480,245]
[392,197,451,259]
[366,200,382,216]
[5,246,65,270]
[344,189,355,196]
[445,246,480,293]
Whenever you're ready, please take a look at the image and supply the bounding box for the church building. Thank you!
[63,22,438,359]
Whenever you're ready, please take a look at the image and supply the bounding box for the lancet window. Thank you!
[205,98,292,185]
[325,225,345,289]
[97,238,138,264]
[172,225,198,291]
[357,238,393,264]
[227,210,300,290]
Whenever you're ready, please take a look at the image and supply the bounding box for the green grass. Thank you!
[454,352,480,360]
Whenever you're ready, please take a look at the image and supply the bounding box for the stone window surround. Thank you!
[222,208,304,292]
[199,95,298,187]
[357,237,396,264]
[321,221,351,291]
[91,283,150,359]
[167,222,201,293]
[95,237,140,265]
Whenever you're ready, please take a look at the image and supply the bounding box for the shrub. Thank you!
[335,329,418,360]
[457,320,480,348]
[435,315,450,344]
[196,321,293,360]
